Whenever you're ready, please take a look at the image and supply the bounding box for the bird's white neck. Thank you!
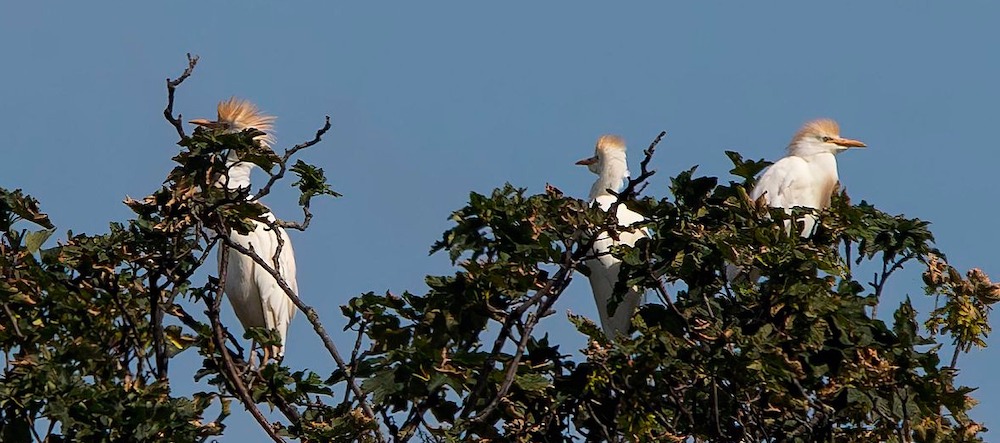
[588,150,629,201]
[217,151,254,190]
[788,149,839,172]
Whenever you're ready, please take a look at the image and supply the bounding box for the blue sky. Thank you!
[3,3,998,440]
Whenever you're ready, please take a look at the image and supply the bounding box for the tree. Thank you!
[0,56,991,442]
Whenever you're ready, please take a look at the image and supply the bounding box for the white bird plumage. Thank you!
[577,135,648,339]
[191,98,298,361]
[750,119,866,236]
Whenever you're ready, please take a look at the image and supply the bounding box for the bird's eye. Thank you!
[821,136,832,142]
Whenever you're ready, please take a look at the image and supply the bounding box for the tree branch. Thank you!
[220,237,382,441]
[164,53,199,140]
[252,116,332,204]
[148,271,168,381]
[617,130,666,201]
[209,244,286,443]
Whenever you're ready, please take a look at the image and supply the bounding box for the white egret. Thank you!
[191,98,298,361]
[750,118,866,236]
[577,135,648,339]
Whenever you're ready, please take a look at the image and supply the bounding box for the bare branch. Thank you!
[2,303,24,339]
[869,253,913,318]
[452,134,667,432]
[209,245,286,443]
[253,116,332,203]
[250,116,332,280]
[221,237,382,441]
[618,130,666,201]
[164,53,199,140]
[460,234,589,425]
[273,204,314,231]
[148,271,168,380]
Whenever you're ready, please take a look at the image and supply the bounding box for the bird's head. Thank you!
[576,134,627,174]
[190,97,276,147]
[788,119,866,156]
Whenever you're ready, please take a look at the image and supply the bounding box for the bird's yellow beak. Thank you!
[189,118,214,127]
[575,156,598,166]
[831,137,867,148]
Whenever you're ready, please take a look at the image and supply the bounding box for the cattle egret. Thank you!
[577,135,648,339]
[727,119,866,281]
[191,98,298,361]
[750,118,866,236]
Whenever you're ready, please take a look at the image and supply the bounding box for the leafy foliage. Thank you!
[0,61,992,442]
[334,152,990,442]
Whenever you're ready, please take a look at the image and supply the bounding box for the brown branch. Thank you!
[949,344,964,370]
[412,133,668,436]
[210,245,286,443]
[603,130,665,238]
[585,402,616,443]
[164,53,199,140]
[273,204,313,231]
[172,300,305,430]
[168,302,245,354]
[460,133,666,429]
[250,116,332,283]
[344,319,369,405]
[616,130,666,202]
[148,271,169,381]
[252,116,332,203]
[2,303,24,339]
[459,235,588,426]
[869,253,913,318]
[652,276,689,328]
[221,237,382,440]
[108,278,154,377]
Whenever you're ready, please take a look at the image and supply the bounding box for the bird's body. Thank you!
[577,135,647,339]
[192,98,298,360]
[221,208,298,358]
[750,119,866,236]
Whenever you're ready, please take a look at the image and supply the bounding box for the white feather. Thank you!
[579,135,649,339]
[222,211,298,358]
[727,119,864,280]
[587,195,648,338]
[197,98,300,359]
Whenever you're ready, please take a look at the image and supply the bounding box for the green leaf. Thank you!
[24,228,55,253]
[514,373,551,392]
[290,160,342,206]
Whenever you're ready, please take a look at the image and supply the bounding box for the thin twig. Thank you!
[27,414,42,443]
[250,117,332,287]
[615,130,666,202]
[164,53,199,140]
[344,319,368,405]
[585,402,616,442]
[148,271,169,380]
[1,303,24,339]
[869,253,912,318]
[950,344,964,370]
[210,245,286,443]
[252,116,332,204]
[458,234,589,424]
[605,131,665,238]
[221,237,382,438]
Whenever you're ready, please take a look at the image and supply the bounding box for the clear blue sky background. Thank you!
[3,3,998,440]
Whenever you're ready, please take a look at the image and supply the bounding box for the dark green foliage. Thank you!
[337,151,989,442]
[0,95,990,443]
[290,160,342,207]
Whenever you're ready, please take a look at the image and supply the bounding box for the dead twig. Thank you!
[164,53,199,140]
[209,245,285,443]
[253,116,332,204]
[221,237,382,440]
